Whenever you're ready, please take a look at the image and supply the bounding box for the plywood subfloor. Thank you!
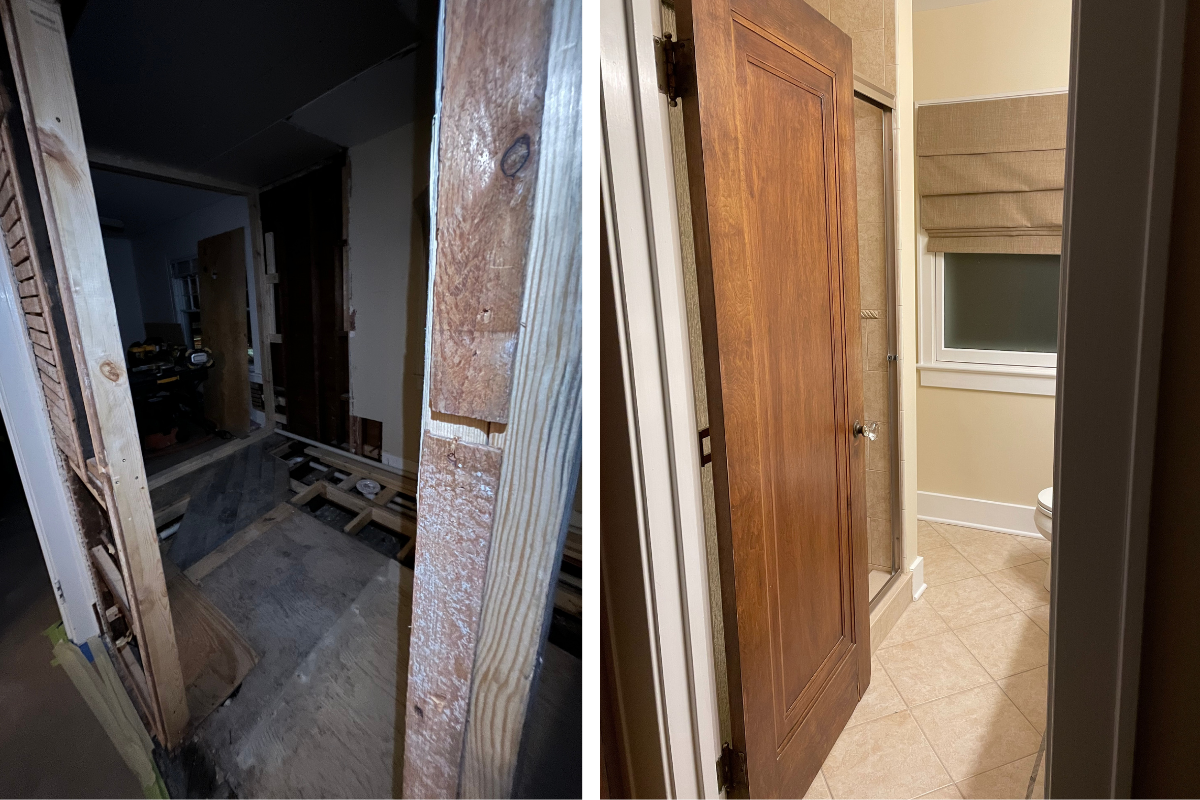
[189,510,394,795]
[163,559,258,727]
[235,561,408,798]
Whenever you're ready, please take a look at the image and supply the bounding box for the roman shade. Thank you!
[917,93,1068,254]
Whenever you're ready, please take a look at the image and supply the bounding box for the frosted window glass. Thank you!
[943,252,1060,353]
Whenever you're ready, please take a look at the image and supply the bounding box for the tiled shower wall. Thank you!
[811,0,901,574]
[808,0,898,95]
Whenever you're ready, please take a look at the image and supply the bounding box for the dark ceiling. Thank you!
[91,169,232,237]
[68,0,427,187]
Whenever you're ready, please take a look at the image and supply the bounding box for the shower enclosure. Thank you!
[854,84,904,607]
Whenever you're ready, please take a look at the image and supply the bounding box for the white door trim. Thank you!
[601,0,723,795]
[0,226,98,643]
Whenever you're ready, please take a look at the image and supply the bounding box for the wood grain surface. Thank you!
[427,0,554,423]
[459,0,582,793]
[675,0,870,794]
[163,559,258,727]
[402,433,502,798]
[198,227,251,436]
[1,0,188,744]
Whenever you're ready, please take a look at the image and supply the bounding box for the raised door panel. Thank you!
[678,0,868,795]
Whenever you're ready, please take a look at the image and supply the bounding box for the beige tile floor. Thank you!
[805,520,1050,800]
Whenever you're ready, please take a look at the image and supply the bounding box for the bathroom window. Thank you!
[919,248,1060,394]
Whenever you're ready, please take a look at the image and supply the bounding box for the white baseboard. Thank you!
[910,556,926,601]
[918,490,1040,538]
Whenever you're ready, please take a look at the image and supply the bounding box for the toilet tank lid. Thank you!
[1037,487,1053,514]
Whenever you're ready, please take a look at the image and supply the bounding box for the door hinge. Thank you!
[718,743,746,793]
[654,33,691,106]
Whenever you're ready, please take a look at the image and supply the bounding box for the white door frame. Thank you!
[0,227,98,643]
[600,0,723,794]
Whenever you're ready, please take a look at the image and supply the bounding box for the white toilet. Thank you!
[1034,487,1053,591]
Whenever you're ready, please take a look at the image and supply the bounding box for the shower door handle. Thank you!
[853,420,879,441]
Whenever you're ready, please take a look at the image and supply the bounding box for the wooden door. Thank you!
[198,227,251,436]
[260,162,347,444]
[675,0,870,795]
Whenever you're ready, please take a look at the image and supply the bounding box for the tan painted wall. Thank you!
[912,0,1069,508]
[913,0,1072,103]
[917,387,1056,506]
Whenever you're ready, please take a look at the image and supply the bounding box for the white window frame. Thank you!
[918,237,1058,395]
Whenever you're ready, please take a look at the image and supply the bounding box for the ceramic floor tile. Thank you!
[928,521,985,543]
[923,575,1020,630]
[949,535,1043,575]
[998,666,1048,734]
[1025,604,1051,634]
[879,599,950,649]
[956,755,1039,799]
[921,546,981,587]
[916,784,963,799]
[848,657,907,728]
[918,521,950,554]
[911,684,1042,781]
[876,631,991,706]
[821,711,952,799]
[985,562,1051,610]
[1017,535,1052,559]
[804,770,832,799]
[955,613,1048,679]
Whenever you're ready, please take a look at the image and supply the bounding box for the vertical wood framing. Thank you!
[248,192,276,425]
[402,433,503,799]
[403,0,581,795]
[426,0,554,423]
[0,116,86,482]
[0,0,188,746]
[460,0,581,791]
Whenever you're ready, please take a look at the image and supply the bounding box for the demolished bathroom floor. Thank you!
[187,506,406,797]
[150,440,581,798]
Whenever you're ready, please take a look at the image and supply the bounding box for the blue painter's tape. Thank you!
[79,641,94,663]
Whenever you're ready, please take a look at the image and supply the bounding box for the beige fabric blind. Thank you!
[917,93,1068,254]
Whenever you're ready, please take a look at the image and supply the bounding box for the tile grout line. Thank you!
[854,655,957,799]
[877,522,1049,797]
[901,526,1049,791]
[876,615,983,797]
[995,664,1049,734]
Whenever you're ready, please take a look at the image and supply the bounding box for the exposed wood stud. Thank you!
[1,0,188,745]
[427,0,556,424]
[403,433,503,799]
[460,0,582,791]
[247,192,276,426]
